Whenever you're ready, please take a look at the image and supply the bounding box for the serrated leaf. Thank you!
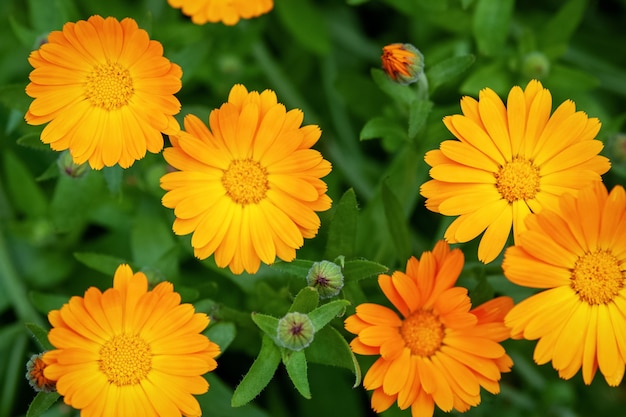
[205,322,236,355]
[324,188,359,260]
[360,116,407,143]
[74,252,127,275]
[3,151,48,218]
[343,259,388,283]
[274,0,330,55]
[381,182,412,263]
[232,335,281,407]
[25,322,53,351]
[270,259,314,278]
[371,68,415,106]
[472,0,514,56]
[308,299,351,331]
[26,391,60,417]
[289,287,319,314]
[408,99,433,139]
[283,349,310,399]
[251,313,280,340]
[305,326,362,387]
[426,54,475,93]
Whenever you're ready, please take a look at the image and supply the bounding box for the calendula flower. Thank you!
[421,80,610,263]
[25,15,182,169]
[42,264,220,417]
[345,241,513,417]
[167,0,273,26]
[381,43,424,85]
[504,182,626,386]
[160,84,332,275]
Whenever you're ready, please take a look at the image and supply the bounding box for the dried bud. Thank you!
[25,353,56,393]
[306,260,344,299]
[381,43,424,85]
[277,312,315,351]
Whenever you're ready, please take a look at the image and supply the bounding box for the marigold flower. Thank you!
[504,182,626,386]
[25,15,182,169]
[421,80,610,263]
[167,0,273,26]
[160,84,332,275]
[345,241,513,417]
[42,264,220,417]
[381,43,424,85]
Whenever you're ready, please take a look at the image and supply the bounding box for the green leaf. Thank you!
[16,132,50,151]
[289,287,319,314]
[540,0,587,53]
[270,259,315,278]
[27,0,75,33]
[324,188,359,260]
[29,292,68,314]
[205,322,236,355]
[370,68,415,106]
[0,84,33,114]
[9,15,38,48]
[74,252,128,275]
[131,213,177,270]
[381,182,412,263]
[274,0,330,55]
[25,322,53,351]
[103,165,123,195]
[198,374,270,417]
[26,392,60,417]
[2,151,48,218]
[283,349,311,399]
[459,61,513,96]
[50,171,104,232]
[308,299,351,331]
[232,335,281,407]
[305,326,362,387]
[343,259,388,283]
[426,54,475,93]
[545,64,600,92]
[359,116,407,143]
[472,0,514,56]
[251,312,280,340]
[408,99,434,139]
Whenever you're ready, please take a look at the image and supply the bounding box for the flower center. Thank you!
[99,334,152,386]
[400,310,445,357]
[85,61,134,110]
[221,159,269,205]
[571,250,624,305]
[495,157,540,202]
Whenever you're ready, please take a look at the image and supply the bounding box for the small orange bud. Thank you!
[381,43,424,85]
[25,353,56,393]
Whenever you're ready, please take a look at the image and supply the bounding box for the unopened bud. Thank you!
[277,312,314,351]
[306,260,344,299]
[522,51,550,80]
[57,150,89,178]
[25,353,56,393]
[381,43,424,85]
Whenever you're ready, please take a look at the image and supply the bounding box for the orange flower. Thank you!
[25,15,182,169]
[345,241,513,417]
[42,264,220,417]
[160,84,332,274]
[504,182,626,386]
[381,43,424,85]
[167,0,273,25]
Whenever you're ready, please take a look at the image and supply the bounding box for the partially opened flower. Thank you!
[504,182,626,386]
[345,241,513,417]
[160,84,332,274]
[421,80,610,263]
[25,15,182,169]
[167,0,273,26]
[42,264,220,417]
[381,43,424,85]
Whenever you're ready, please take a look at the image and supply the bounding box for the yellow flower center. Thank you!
[222,159,269,205]
[85,61,134,110]
[99,334,152,386]
[400,310,445,357]
[571,250,624,305]
[495,157,540,202]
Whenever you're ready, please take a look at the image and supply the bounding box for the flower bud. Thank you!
[381,43,424,85]
[522,51,550,80]
[25,353,56,393]
[57,150,89,178]
[610,133,626,162]
[306,260,344,299]
[277,312,315,351]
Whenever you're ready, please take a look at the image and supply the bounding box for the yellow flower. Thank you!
[381,43,424,85]
[25,15,182,169]
[421,80,610,263]
[42,264,220,417]
[160,84,332,275]
[167,0,273,25]
[504,182,626,386]
[345,241,513,417]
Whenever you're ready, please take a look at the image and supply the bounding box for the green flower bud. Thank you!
[57,150,89,178]
[306,260,344,299]
[522,51,550,80]
[277,312,314,351]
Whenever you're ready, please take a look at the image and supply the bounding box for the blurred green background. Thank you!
[1,0,626,416]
